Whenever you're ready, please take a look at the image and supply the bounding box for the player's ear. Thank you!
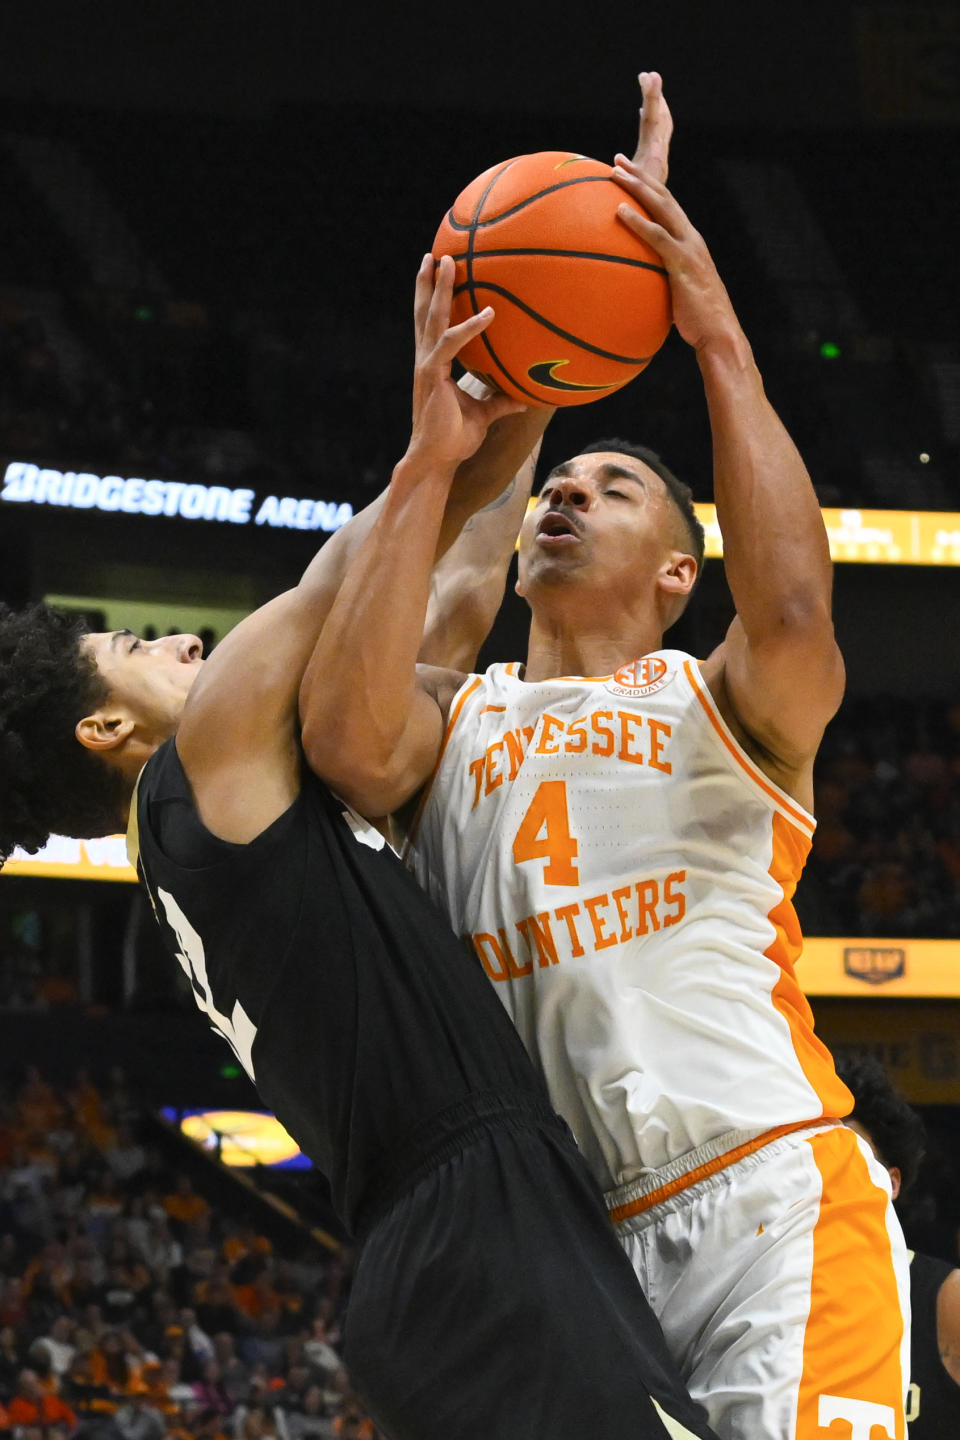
[888,1165,902,1201]
[75,710,136,755]
[658,552,698,599]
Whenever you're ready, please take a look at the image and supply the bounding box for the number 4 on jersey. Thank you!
[512,780,580,885]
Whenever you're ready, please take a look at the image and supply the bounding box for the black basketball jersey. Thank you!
[131,739,547,1233]
[907,1251,960,1437]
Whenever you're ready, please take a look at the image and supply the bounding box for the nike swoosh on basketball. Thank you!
[527,360,616,392]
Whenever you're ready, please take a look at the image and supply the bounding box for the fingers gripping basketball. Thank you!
[432,151,672,408]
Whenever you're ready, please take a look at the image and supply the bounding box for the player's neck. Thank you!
[523,609,665,683]
[114,772,140,836]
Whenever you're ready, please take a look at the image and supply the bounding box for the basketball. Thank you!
[432,150,672,408]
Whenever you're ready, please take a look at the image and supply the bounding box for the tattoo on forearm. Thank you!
[462,478,517,531]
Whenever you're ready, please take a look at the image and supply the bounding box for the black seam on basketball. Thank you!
[447,174,614,230]
[474,328,545,404]
[463,159,519,321]
[451,280,654,365]
[441,246,667,277]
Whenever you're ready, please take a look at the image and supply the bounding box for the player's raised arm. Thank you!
[419,378,547,672]
[300,255,524,815]
[613,158,844,803]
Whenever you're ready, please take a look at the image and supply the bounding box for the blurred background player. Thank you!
[839,1054,960,1439]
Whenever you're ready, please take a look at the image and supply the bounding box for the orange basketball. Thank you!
[432,150,672,408]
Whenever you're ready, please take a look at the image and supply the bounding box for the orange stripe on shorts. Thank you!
[794,1125,906,1438]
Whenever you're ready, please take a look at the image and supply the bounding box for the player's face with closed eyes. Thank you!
[516,451,686,603]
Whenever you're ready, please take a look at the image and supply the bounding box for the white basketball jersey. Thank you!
[408,650,850,1193]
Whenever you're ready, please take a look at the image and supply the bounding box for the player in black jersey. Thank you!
[839,1056,960,1438]
[0,76,720,1440]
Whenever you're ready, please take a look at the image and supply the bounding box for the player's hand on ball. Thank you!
[630,71,672,186]
[611,159,741,355]
[408,253,525,472]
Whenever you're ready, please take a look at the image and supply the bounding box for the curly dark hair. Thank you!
[577,437,706,569]
[835,1054,926,1194]
[0,602,128,862]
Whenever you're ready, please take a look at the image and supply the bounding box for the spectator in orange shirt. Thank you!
[163,1177,210,1229]
[221,1222,272,1269]
[66,1327,108,1407]
[138,1360,174,1416]
[7,1369,77,1434]
[230,1269,276,1324]
[86,1329,146,1405]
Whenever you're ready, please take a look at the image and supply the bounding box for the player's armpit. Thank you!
[175,588,323,842]
[179,587,332,746]
[703,612,845,799]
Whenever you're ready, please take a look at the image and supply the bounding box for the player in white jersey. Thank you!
[301,101,910,1440]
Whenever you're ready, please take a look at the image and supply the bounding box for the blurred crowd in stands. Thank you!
[0,292,404,505]
[803,697,960,938]
[0,1067,380,1440]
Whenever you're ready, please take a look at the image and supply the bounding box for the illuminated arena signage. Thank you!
[696,504,960,566]
[1,462,353,533]
[162,1108,310,1169]
[3,834,136,882]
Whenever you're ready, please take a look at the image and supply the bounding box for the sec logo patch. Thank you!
[606,656,674,699]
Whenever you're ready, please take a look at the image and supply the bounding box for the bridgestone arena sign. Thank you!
[1,462,354,532]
